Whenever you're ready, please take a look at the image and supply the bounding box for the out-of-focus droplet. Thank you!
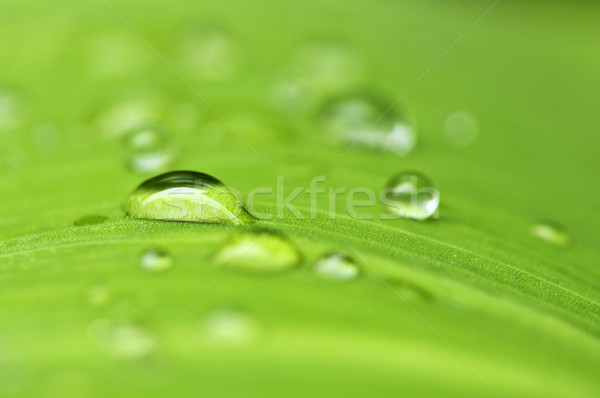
[201,308,259,345]
[95,99,160,138]
[87,319,153,359]
[272,40,365,112]
[0,89,25,130]
[32,124,61,151]
[214,231,300,273]
[123,125,175,173]
[314,252,360,282]
[86,284,112,306]
[179,24,242,81]
[531,221,570,247]
[124,171,256,224]
[384,171,439,220]
[443,111,478,147]
[321,94,417,156]
[74,215,109,227]
[140,248,174,273]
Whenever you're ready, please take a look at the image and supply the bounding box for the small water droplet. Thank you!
[124,171,256,224]
[314,252,360,281]
[95,98,160,138]
[74,215,108,227]
[124,125,174,173]
[215,231,300,273]
[384,172,439,220]
[321,94,416,155]
[140,248,174,273]
[87,319,153,359]
[201,308,259,345]
[531,221,570,247]
[86,284,112,306]
[443,111,478,147]
[179,24,242,81]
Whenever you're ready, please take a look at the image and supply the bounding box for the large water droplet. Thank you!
[214,231,300,273]
[314,252,360,282]
[443,111,478,147]
[124,171,256,224]
[384,172,439,220]
[321,94,416,155]
[124,125,174,173]
[140,248,174,273]
[531,221,570,247]
[179,24,242,81]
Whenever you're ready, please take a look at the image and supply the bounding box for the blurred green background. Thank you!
[1,0,599,397]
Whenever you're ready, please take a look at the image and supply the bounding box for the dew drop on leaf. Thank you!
[383,171,439,220]
[214,231,300,273]
[124,171,256,225]
[314,252,360,282]
[140,248,174,273]
[531,221,570,247]
[320,93,416,156]
[124,125,174,174]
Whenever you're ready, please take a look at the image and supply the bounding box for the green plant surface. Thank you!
[1,0,599,397]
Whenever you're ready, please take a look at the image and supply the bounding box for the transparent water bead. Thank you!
[531,221,570,247]
[443,111,478,147]
[314,252,360,282]
[124,125,174,173]
[140,248,174,273]
[321,94,416,156]
[384,172,439,220]
[214,231,300,273]
[124,171,256,224]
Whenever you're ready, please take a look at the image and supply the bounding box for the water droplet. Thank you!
[179,24,242,81]
[443,111,478,147]
[95,98,160,138]
[123,125,174,173]
[201,308,259,345]
[384,172,439,220]
[124,171,256,224]
[531,221,570,247]
[140,248,174,273]
[272,41,365,112]
[0,89,25,130]
[314,252,360,281]
[86,284,112,306]
[32,124,61,151]
[87,319,153,359]
[214,231,300,273]
[74,215,108,226]
[321,94,416,155]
